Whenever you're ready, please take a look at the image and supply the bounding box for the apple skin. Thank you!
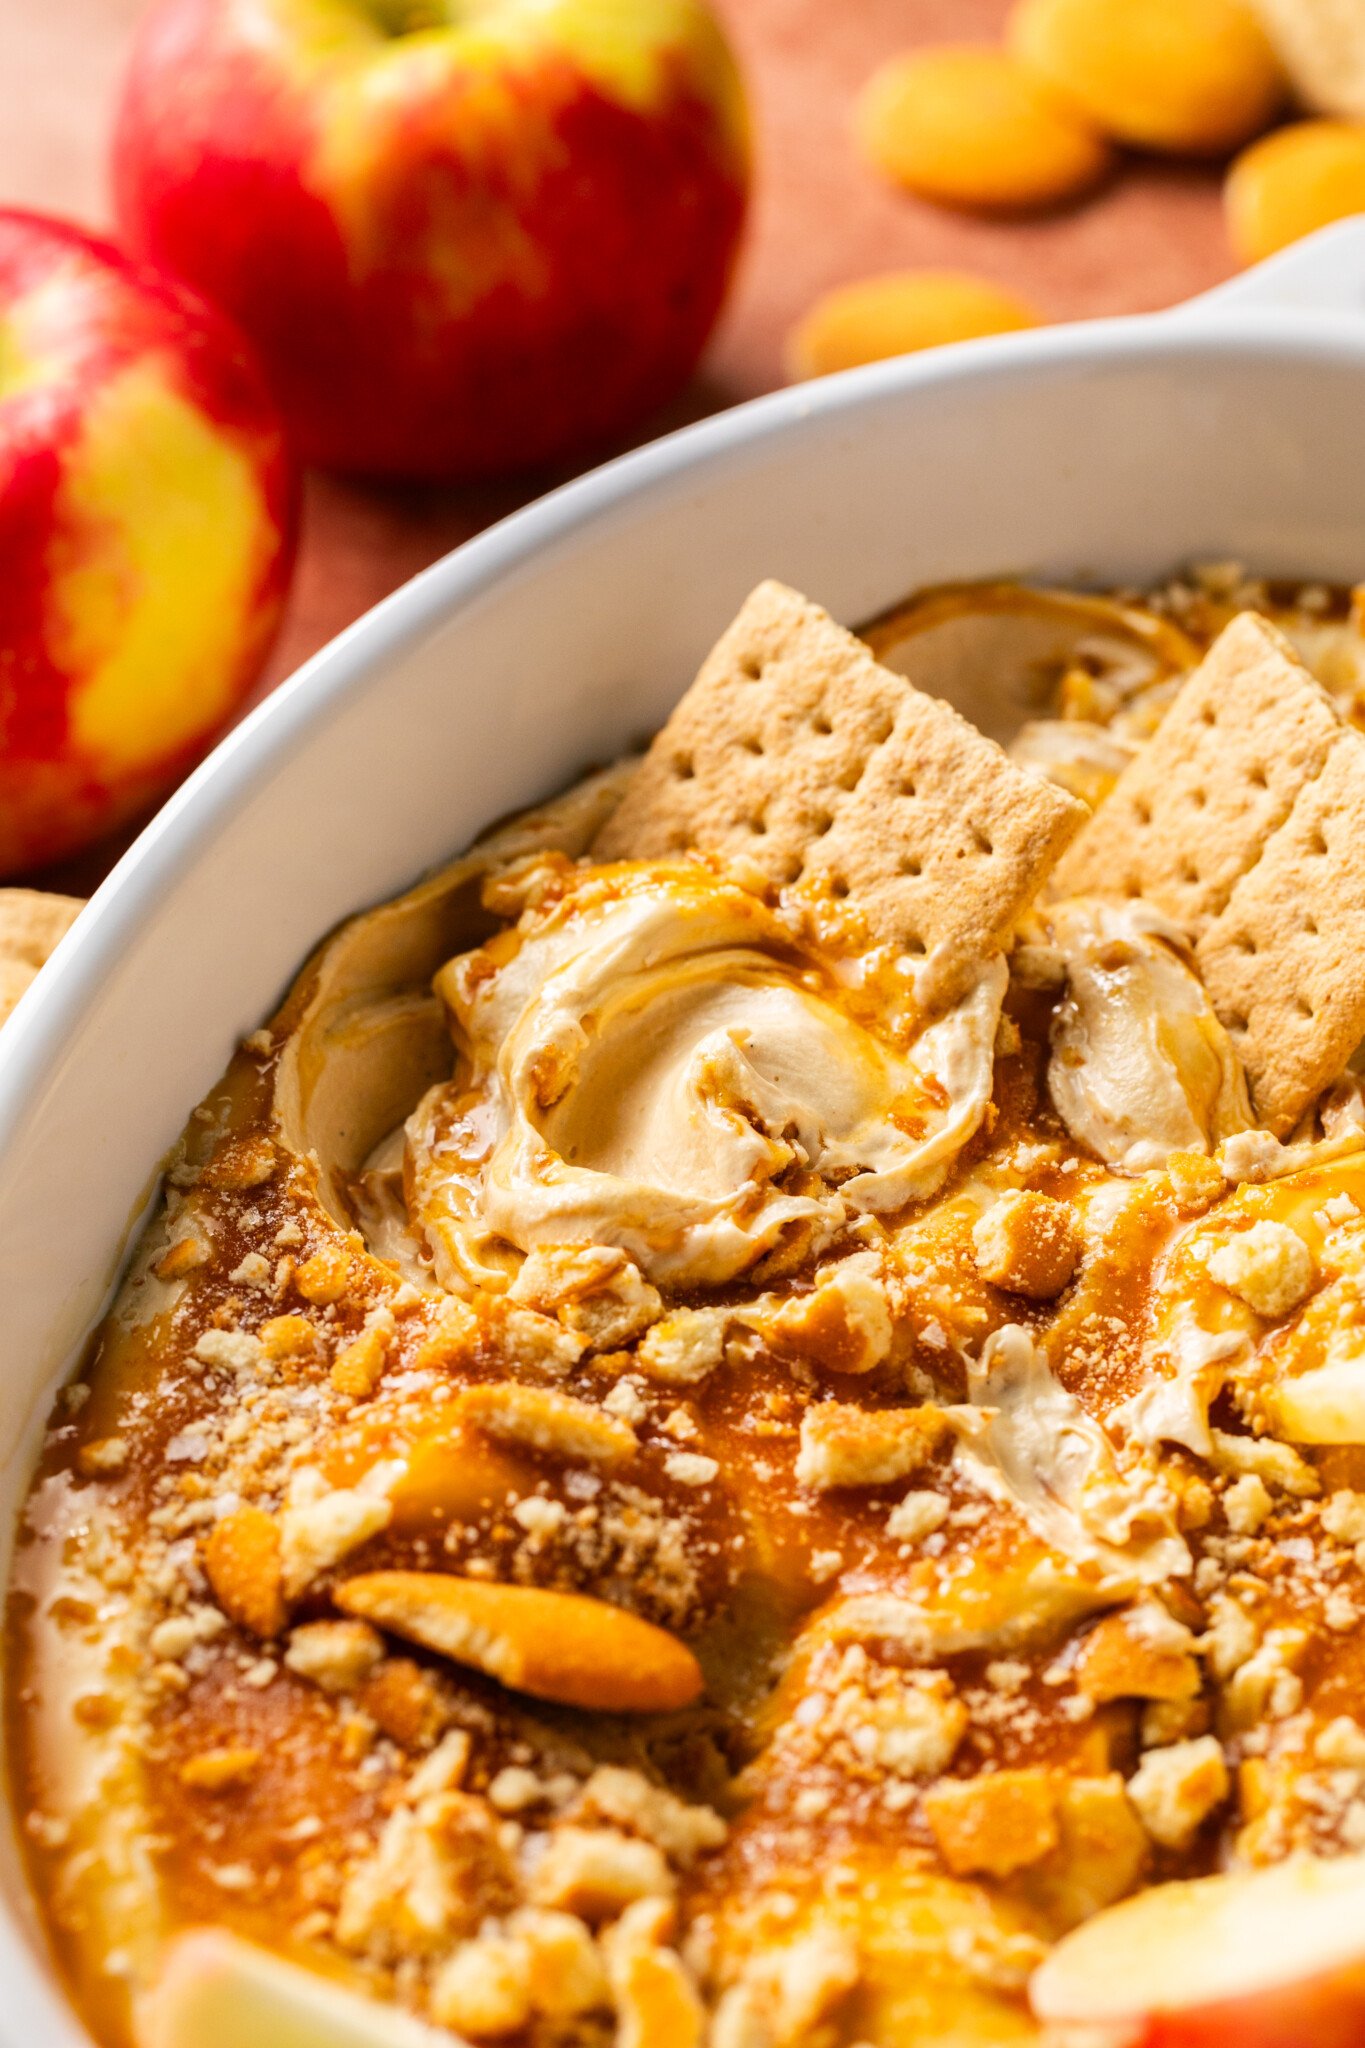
[1136,1973,1365,2048]
[0,211,296,874]
[111,0,750,481]
[1032,1853,1365,2048]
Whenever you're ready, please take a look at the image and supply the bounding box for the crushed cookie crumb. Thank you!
[156,1235,208,1280]
[1206,1221,1315,1319]
[662,1452,718,1488]
[295,1244,352,1305]
[75,1437,128,1479]
[1128,1736,1228,1849]
[179,1746,262,1792]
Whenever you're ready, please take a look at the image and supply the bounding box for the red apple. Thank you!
[111,0,750,481]
[0,211,296,874]
[1031,1852,1365,2048]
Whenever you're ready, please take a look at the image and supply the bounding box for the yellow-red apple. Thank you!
[0,211,296,874]
[1031,1851,1365,2047]
[112,0,750,481]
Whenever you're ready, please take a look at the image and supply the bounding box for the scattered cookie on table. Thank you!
[1053,611,1365,1130]
[0,889,83,1028]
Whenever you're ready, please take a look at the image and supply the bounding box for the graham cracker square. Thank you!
[1049,612,1342,926]
[1198,726,1365,1133]
[594,580,1085,965]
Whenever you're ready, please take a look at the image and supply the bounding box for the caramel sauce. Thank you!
[14,573,1365,2047]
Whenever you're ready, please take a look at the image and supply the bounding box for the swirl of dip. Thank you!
[414,862,1005,1290]
[1046,897,1251,1175]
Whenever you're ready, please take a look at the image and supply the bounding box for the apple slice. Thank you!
[1031,1854,1365,2047]
[137,1929,449,2048]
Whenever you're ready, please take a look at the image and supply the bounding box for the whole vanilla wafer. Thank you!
[1049,613,1341,927]
[594,581,1085,964]
[0,889,82,1028]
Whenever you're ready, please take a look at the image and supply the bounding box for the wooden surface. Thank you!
[0,0,1237,888]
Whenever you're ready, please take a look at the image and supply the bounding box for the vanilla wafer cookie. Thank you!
[0,890,82,1028]
[1250,0,1365,118]
[1199,726,1365,1133]
[594,581,1085,963]
[1049,613,1341,927]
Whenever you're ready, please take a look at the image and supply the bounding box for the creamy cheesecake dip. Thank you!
[17,564,1365,2048]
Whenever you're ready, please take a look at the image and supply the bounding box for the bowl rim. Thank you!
[8,303,1365,1165]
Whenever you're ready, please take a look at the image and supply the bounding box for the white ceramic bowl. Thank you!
[7,218,1365,2044]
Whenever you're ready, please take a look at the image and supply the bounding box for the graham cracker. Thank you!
[1199,727,1365,1133]
[1051,612,1365,1134]
[1050,613,1342,925]
[594,580,1085,964]
[0,890,82,1029]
